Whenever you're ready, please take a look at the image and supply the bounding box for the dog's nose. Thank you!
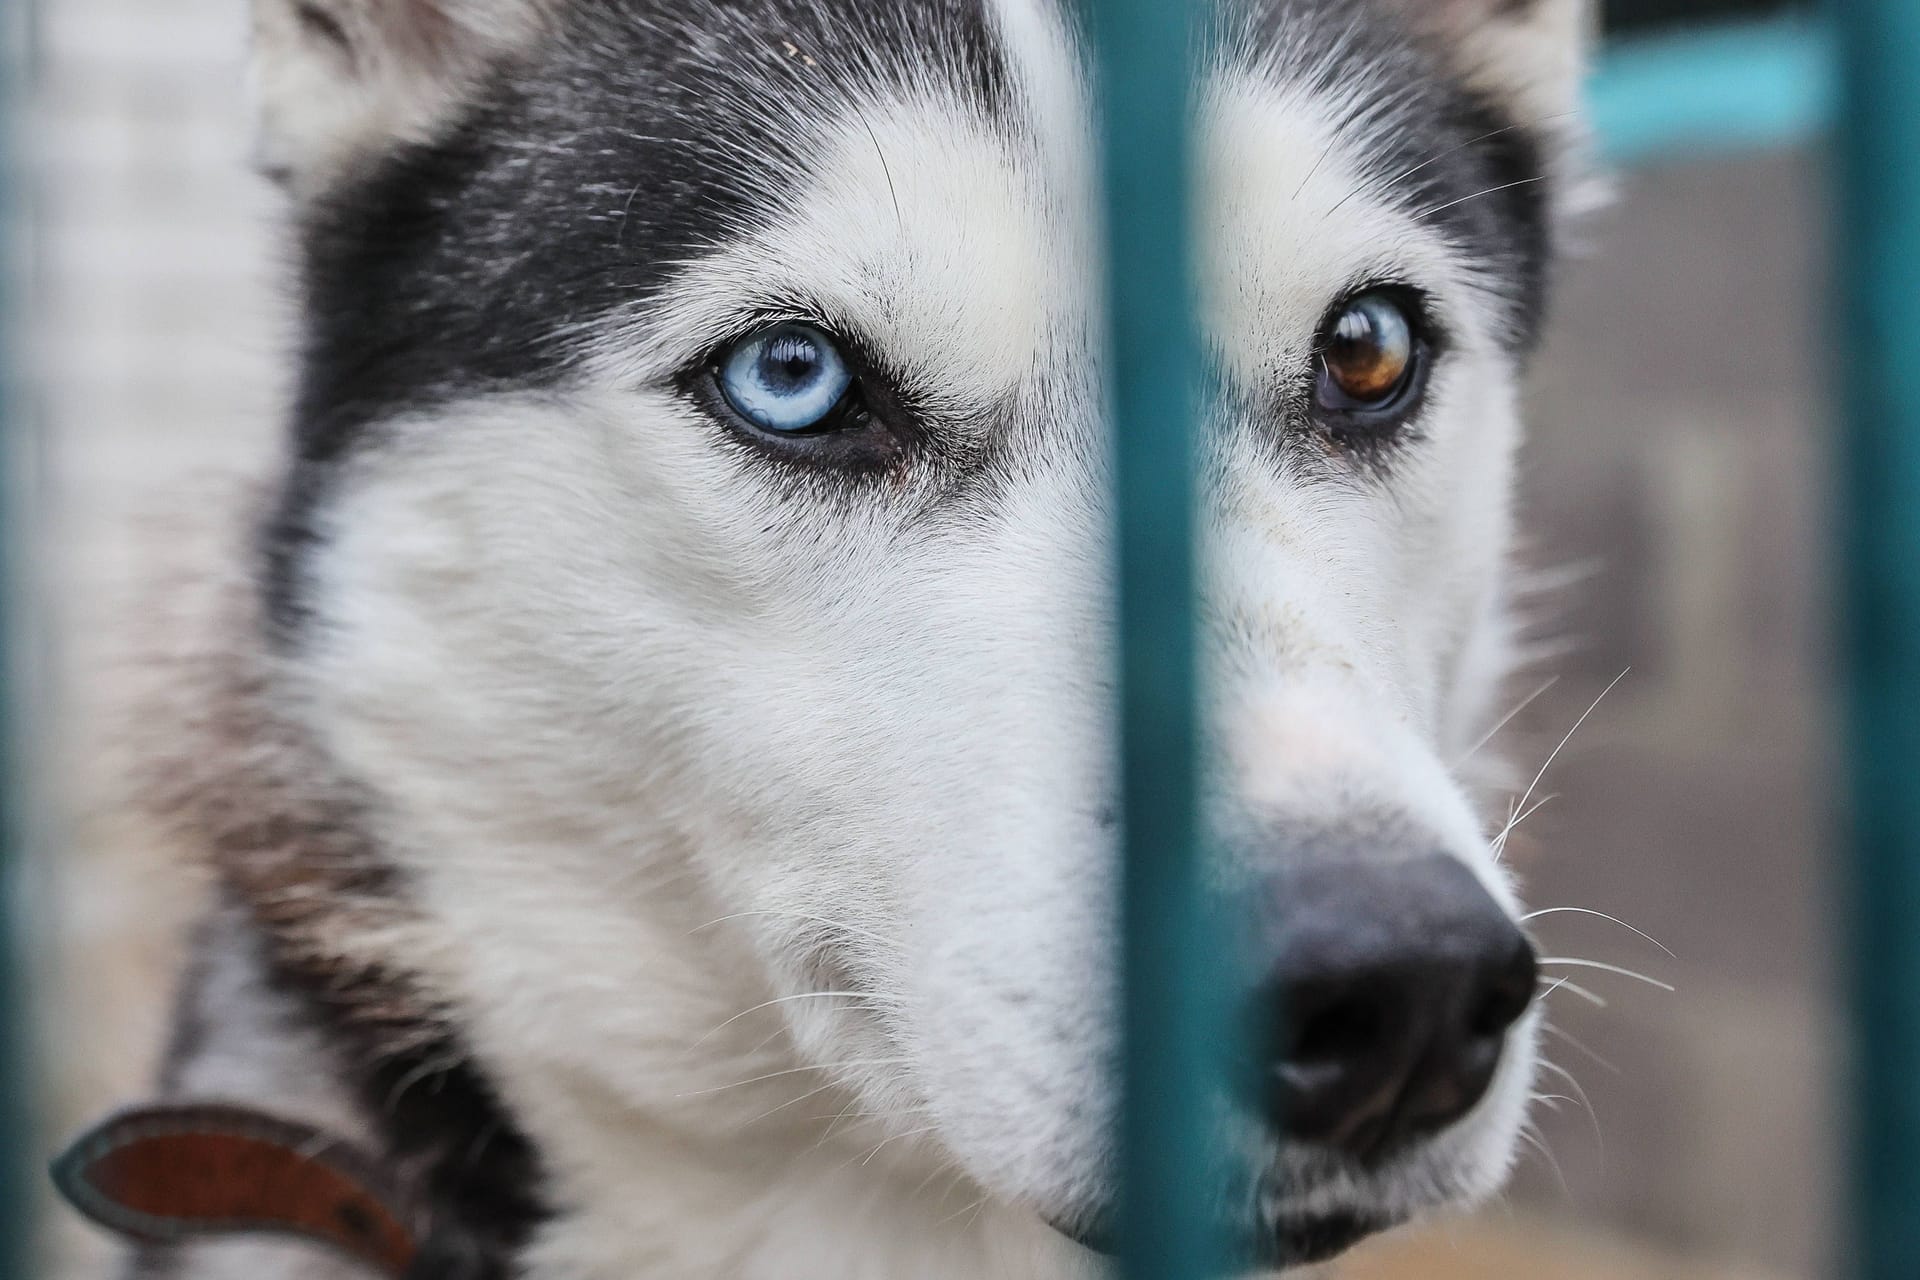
[1241,855,1537,1164]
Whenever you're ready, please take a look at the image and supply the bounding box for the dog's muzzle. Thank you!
[1051,854,1534,1265]
[1241,854,1537,1165]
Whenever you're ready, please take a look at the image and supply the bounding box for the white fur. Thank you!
[250,0,554,193]
[192,1,1587,1275]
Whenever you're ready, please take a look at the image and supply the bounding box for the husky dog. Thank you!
[108,0,1588,1276]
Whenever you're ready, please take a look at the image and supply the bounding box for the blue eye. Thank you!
[715,322,854,433]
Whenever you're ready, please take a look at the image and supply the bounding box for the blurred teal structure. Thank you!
[1589,15,1832,164]
[1835,3,1920,1278]
[1091,1,1227,1276]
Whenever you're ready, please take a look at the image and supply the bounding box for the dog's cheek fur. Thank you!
[289,387,1120,1276]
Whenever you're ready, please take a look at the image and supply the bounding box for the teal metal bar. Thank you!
[1090,1,1228,1276]
[1588,16,1834,165]
[1836,1,1920,1277]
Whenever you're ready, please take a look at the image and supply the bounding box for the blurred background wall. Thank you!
[29,1,1837,1277]
[1351,140,1838,1280]
[33,2,283,1271]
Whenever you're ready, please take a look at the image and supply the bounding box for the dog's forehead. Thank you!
[283,0,1549,552]
[546,0,1549,317]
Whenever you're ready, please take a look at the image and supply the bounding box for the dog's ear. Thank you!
[1410,0,1592,127]
[250,0,553,196]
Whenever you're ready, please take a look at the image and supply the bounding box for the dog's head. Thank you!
[247,0,1585,1269]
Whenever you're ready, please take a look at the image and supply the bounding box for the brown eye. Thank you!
[1317,291,1418,410]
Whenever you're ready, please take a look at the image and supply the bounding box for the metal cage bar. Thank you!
[1836,2,1920,1277]
[1092,1,1231,1276]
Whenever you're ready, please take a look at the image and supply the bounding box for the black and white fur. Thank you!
[122,1,1588,1275]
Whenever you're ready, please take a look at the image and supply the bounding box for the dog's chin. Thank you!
[1256,1211,1396,1269]
[1045,1206,1397,1272]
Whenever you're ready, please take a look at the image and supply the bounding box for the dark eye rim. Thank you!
[700,319,865,439]
[1309,284,1438,443]
[682,314,922,475]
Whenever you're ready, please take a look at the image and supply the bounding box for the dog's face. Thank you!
[251,0,1584,1270]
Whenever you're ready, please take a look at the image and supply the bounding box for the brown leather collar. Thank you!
[51,1102,484,1279]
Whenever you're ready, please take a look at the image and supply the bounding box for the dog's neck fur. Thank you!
[130,551,1104,1280]
[157,911,1094,1280]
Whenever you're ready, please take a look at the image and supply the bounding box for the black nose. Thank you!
[1241,855,1538,1164]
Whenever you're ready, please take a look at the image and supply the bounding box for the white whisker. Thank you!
[857,1123,943,1167]
[742,1084,842,1129]
[1541,1021,1621,1076]
[688,910,902,953]
[1515,1124,1571,1200]
[677,1057,913,1099]
[1510,668,1630,831]
[936,1195,990,1231]
[1522,907,1675,957]
[1456,675,1559,767]
[1330,110,1577,217]
[1416,174,1551,221]
[1538,976,1607,1008]
[1539,957,1674,993]
[694,990,906,1047]
[1536,1057,1605,1156]
[1493,791,1559,856]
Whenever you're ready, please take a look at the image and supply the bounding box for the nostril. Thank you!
[1467,986,1518,1040]
[1290,993,1385,1067]
[1245,856,1540,1163]
[1467,936,1539,1039]
[1251,979,1407,1152]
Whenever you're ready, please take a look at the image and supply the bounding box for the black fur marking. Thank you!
[266,0,1014,636]
[1426,86,1555,351]
[1235,0,1556,353]
[295,2,356,64]
[1269,1210,1383,1267]
[153,922,218,1095]
[261,953,547,1278]
[135,902,547,1279]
